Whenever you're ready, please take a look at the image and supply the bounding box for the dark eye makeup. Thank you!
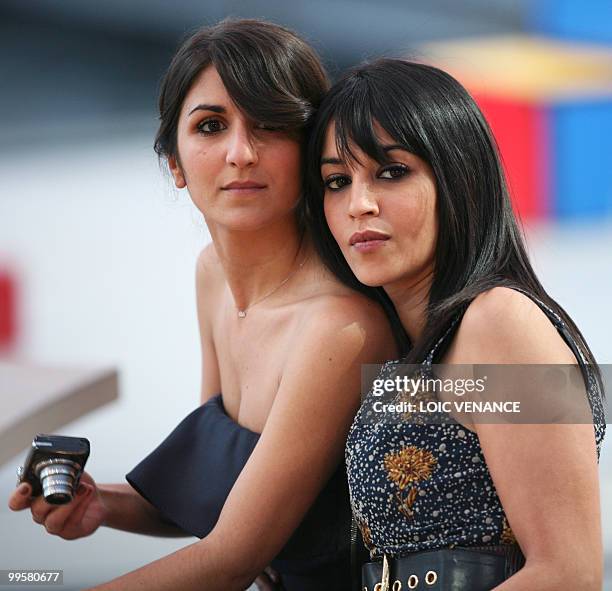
[323,163,410,191]
[197,118,227,134]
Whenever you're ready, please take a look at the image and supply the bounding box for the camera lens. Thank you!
[34,458,81,504]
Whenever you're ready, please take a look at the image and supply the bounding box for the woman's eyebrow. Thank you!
[320,156,343,166]
[383,144,405,152]
[188,104,226,116]
[321,144,406,166]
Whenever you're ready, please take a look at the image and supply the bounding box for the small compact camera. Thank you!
[16,434,90,505]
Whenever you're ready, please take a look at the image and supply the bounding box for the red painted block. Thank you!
[473,93,550,221]
[0,270,17,351]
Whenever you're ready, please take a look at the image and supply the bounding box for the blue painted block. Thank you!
[529,0,612,45]
[550,99,612,218]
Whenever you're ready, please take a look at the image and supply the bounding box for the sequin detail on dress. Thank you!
[346,289,606,559]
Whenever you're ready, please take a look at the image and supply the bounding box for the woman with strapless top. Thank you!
[126,394,353,590]
[7,20,399,591]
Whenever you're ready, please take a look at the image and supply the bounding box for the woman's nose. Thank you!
[226,128,258,168]
[348,183,379,218]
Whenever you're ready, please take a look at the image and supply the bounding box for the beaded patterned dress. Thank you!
[346,289,606,560]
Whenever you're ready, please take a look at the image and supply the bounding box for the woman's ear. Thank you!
[168,155,187,189]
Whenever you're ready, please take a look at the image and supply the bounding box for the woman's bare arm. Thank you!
[85,294,396,590]
[450,287,602,591]
[99,483,190,537]
[9,474,190,540]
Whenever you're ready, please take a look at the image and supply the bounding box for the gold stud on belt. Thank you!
[392,581,402,590]
[407,574,419,589]
[425,570,438,585]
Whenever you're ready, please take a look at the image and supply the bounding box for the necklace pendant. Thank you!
[237,310,247,318]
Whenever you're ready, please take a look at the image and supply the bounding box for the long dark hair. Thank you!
[302,58,602,393]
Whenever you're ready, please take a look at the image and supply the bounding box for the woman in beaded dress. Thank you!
[304,58,606,590]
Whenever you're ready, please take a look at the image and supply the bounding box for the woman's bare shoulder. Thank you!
[196,243,220,277]
[306,289,386,318]
[297,288,398,362]
[449,286,576,365]
[298,264,389,325]
[195,243,226,312]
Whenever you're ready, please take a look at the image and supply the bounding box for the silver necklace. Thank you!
[236,248,309,318]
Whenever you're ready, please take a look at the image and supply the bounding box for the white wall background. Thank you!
[0,128,610,588]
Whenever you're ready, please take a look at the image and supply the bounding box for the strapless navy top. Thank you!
[126,394,351,590]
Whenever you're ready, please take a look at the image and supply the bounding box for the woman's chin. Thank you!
[352,269,389,288]
[213,209,296,233]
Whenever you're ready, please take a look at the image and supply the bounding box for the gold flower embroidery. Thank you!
[384,445,438,518]
[384,446,438,489]
[500,516,517,545]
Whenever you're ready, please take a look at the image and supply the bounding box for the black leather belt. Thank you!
[362,545,525,590]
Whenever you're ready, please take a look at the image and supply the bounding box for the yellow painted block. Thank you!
[419,35,612,101]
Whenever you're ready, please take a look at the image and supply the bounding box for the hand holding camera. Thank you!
[8,434,109,540]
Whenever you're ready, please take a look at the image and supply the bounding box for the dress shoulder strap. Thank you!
[424,311,465,366]
[424,286,587,367]
[506,286,589,367]
[422,286,606,459]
